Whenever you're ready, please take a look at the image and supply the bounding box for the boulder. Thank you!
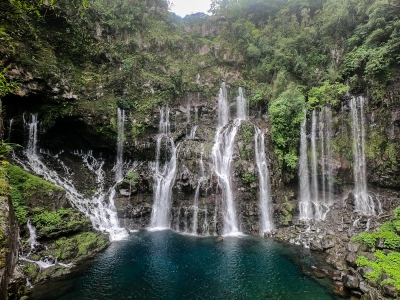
[343,275,359,289]
[310,240,323,251]
[346,252,358,266]
[381,284,398,298]
[333,281,347,297]
[322,237,335,250]
[375,238,385,249]
[347,242,359,252]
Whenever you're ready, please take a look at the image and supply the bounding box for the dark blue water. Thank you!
[34,230,342,300]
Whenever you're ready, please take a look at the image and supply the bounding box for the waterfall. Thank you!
[299,111,313,220]
[20,114,128,241]
[350,96,375,215]
[202,205,210,236]
[322,107,334,205]
[211,85,244,236]
[188,125,198,140]
[191,153,205,235]
[254,127,274,233]
[149,107,178,229]
[299,109,333,220]
[310,110,322,219]
[236,87,247,120]
[319,110,326,206]
[115,108,125,182]
[8,119,14,141]
[27,114,38,157]
[218,82,229,127]
[27,219,38,250]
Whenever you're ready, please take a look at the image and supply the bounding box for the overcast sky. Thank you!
[169,0,212,17]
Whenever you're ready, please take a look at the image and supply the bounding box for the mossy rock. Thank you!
[51,232,108,263]
[7,165,66,225]
[31,208,92,239]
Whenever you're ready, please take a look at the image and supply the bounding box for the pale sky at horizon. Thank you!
[169,0,212,17]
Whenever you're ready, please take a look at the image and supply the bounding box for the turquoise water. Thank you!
[34,230,342,300]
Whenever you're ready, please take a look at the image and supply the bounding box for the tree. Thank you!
[269,83,305,170]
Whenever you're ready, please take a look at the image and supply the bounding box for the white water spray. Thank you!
[149,107,178,229]
[350,96,375,215]
[236,87,247,121]
[191,152,205,234]
[299,111,313,220]
[254,127,274,233]
[27,219,38,251]
[115,108,125,182]
[211,85,243,235]
[20,115,128,241]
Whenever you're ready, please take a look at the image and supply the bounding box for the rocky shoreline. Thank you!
[274,188,400,300]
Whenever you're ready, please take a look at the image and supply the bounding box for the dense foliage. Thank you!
[269,84,305,170]
[1,0,399,171]
[353,207,400,289]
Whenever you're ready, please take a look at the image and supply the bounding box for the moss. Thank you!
[20,263,40,280]
[241,172,256,185]
[0,167,9,197]
[30,208,91,238]
[52,232,108,262]
[6,165,63,225]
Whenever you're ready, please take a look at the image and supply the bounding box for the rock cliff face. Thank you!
[2,76,400,299]
[0,196,19,300]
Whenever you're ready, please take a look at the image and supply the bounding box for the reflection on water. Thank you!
[32,230,343,300]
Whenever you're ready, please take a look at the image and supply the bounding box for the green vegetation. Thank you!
[269,84,305,171]
[30,208,90,238]
[52,232,107,262]
[0,69,18,99]
[239,124,254,160]
[6,165,63,224]
[241,172,255,185]
[125,172,139,185]
[353,207,400,290]
[0,0,398,160]
[307,81,349,110]
[357,251,400,291]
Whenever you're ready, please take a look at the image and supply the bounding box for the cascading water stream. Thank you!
[236,87,247,121]
[8,119,14,141]
[299,111,313,220]
[27,219,38,251]
[350,96,375,215]
[218,83,230,127]
[19,114,128,241]
[149,107,178,229]
[115,108,125,182]
[319,110,326,205]
[310,110,322,219]
[191,152,205,235]
[325,108,334,205]
[299,108,334,220]
[254,127,274,233]
[211,84,243,235]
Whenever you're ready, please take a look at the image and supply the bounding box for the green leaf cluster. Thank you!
[357,251,400,291]
[352,209,400,250]
[307,81,349,110]
[0,69,18,99]
[269,83,305,170]
[354,207,400,291]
